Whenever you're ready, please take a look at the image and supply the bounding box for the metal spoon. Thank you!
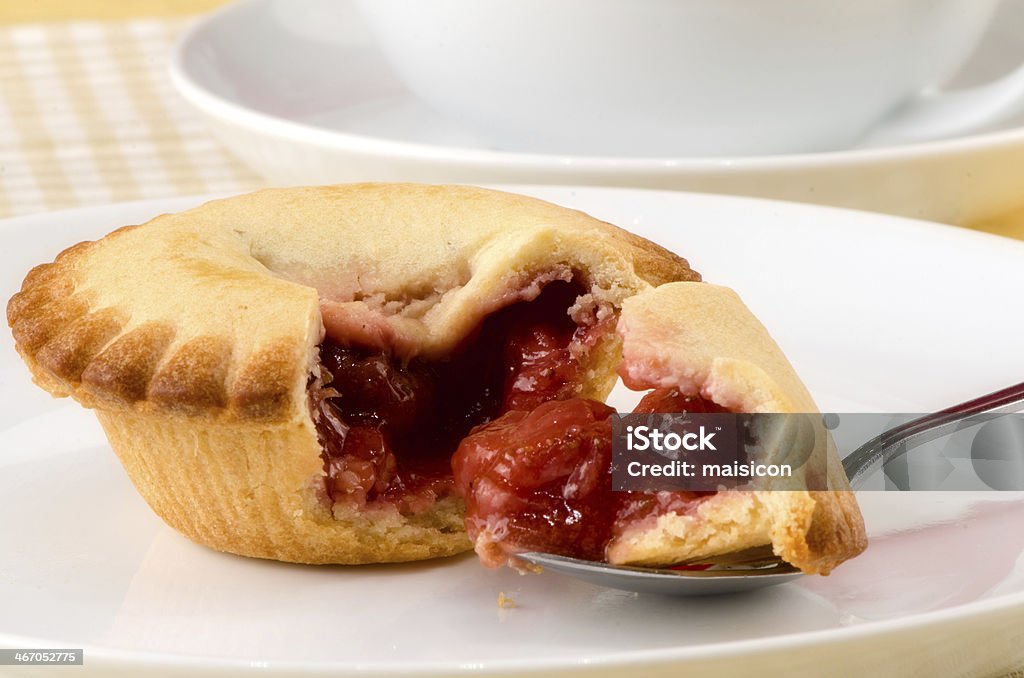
[518,547,802,596]
[518,381,1024,596]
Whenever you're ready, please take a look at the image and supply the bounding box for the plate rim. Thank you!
[169,0,1024,174]
[0,586,1022,674]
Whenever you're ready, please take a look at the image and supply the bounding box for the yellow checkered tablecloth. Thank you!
[0,17,264,218]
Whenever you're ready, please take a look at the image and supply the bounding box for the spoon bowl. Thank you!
[518,552,802,596]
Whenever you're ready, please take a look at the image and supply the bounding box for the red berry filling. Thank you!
[453,391,723,567]
[310,276,728,566]
[311,280,592,513]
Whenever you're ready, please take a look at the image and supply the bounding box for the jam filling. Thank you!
[452,389,726,565]
[311,280,592,513]
[311,276,731,565]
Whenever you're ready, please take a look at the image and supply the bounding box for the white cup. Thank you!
[355,0,1024,157]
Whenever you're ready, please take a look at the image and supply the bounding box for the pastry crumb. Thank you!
[497,592,516,609]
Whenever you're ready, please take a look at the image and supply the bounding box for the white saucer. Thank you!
[2,187,1024,676]
[170,0,1024,226]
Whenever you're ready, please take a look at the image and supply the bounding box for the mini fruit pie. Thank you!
[7,184,866,573]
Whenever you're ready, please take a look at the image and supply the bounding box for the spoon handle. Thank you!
[842,381,1024,489]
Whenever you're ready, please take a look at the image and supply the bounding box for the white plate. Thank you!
[2,188,1024,677]
[169,0,1024,226]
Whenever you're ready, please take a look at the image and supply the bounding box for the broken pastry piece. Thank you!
[453,283,867,575]
[6,183,865,573]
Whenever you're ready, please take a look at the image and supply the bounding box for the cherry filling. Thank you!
[310,275,731,565]
[310,280,594,513]
[452,389,726,566]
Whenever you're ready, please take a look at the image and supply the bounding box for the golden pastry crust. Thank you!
[7,183,698,564]
[9,183,696,421]
[95,410,470,563]
[610,282,867,574]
